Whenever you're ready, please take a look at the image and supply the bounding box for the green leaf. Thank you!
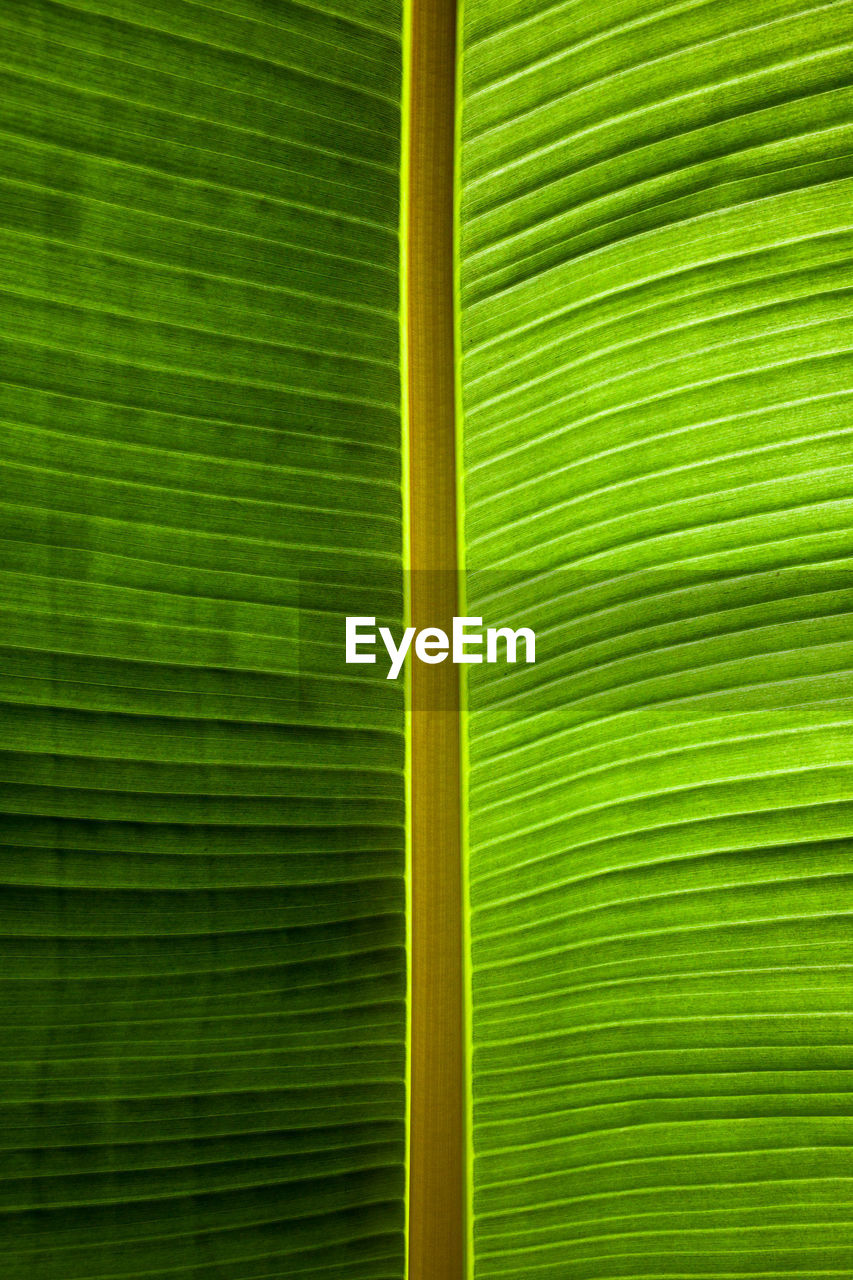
[0,1,407,1277]
[5,0,853,1272]
[458,0,853,1275]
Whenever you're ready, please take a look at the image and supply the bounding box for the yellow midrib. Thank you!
[403,0,467,1277]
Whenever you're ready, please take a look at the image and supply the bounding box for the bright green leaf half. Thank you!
[459,0,853,1276]
[0,2,407,1277]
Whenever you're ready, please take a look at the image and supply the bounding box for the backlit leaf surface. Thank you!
[0,2,407,1276]
[459,1,853,1275]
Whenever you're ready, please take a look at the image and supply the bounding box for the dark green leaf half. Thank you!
[0,1,406,1276]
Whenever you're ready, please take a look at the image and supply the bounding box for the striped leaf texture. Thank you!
[459,0,853,1277]
[0,2,407,1277]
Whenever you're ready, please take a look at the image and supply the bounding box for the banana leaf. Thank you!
[458,0,853,1275]
[0,2,407,1277]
